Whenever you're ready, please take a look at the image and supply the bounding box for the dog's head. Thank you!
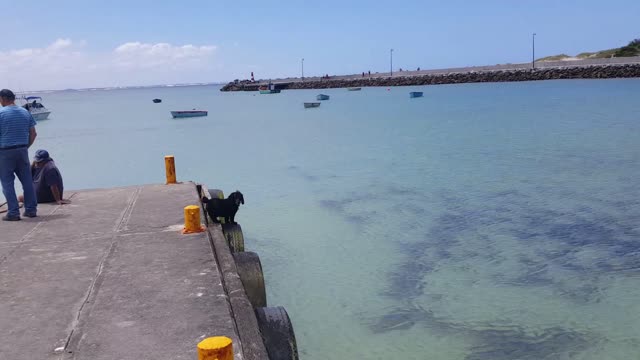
[229,191,244,206]
[201,197,210,204]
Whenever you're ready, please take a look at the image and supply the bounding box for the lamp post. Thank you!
[390,49,394,77]
[532,33,536,69]
[301,58,304,79]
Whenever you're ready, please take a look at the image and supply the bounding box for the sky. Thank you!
[0,0,638,90]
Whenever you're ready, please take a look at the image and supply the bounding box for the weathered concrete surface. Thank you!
[0,183,260,360]
[0,202,60,261]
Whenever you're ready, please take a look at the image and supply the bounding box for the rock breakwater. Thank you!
[221,64,640,91]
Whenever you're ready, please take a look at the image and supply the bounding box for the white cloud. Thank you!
[0,38,87,77]
[0,39,218,90]
[113,42,216,69]
[48,38,73,51]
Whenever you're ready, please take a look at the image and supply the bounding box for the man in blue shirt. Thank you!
[0,89,38,221]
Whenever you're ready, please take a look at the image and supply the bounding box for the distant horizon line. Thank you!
[16,82,228,94]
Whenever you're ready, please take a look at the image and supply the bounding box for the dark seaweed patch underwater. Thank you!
[320,183,640,358]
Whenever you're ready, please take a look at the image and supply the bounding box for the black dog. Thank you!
[202,191,244,224]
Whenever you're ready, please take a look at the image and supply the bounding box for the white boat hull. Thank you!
[171,111,208,118]
[31,110,51,121]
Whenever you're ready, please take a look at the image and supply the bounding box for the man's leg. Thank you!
[15,148,37,216]
[0,150,20,218]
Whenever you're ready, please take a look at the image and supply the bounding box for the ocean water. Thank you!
[3,79,640,359]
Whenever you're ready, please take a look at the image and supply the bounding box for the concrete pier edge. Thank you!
[198,183,270,360]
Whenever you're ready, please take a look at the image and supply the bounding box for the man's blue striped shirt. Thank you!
[0,105,36,148]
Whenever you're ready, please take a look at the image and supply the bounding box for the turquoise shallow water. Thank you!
[3,79,640,359]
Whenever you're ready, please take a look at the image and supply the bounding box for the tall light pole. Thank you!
[301,58,305,79]
[390,49,394,77]
[532,33,536,70]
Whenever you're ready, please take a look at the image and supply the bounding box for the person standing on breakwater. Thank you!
[0,89,38,221]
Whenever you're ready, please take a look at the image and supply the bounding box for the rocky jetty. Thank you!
[220,64,640,91]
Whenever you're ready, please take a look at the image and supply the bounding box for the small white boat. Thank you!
[316,94,330,101]
[20,96,51,121]
[171,110,208,118]
[347,87,362,91]
[304,102,321,108]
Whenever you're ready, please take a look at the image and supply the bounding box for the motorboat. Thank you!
[259,89,281,94]
[259,83,281,94]
[20,96,51,121]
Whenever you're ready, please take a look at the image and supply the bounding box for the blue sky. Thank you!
[1,0,638,89]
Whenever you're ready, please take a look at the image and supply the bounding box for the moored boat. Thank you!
[20,96,51,121]
[304,102,321,108]
[316,94,330,101]
[347,87,362,91]
[259,83,281,94]
[171,110,208,118]
[153,98,162,103]
[409,91,424,98]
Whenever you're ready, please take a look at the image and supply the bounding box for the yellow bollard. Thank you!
[165,155,177,184]
[197,337,233,360]
[183,205,205,234]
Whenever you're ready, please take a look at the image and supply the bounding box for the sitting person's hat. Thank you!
[34,149,50,162]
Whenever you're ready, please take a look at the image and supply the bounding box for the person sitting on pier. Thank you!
[19,149,68,205]
[32,150,67,205]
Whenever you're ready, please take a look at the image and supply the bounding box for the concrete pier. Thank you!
[0,182,269,359]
